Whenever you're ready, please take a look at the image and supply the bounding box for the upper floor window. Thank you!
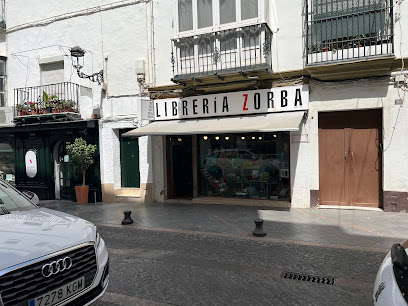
[40,61,64,85]
[178,0,193,31]
[176,0,263,34]
[0,57,6,107]
[241,0,258,20]
[198,0,213,28]
[306,0,393,64]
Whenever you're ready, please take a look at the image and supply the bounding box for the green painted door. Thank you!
[121,137,140,187]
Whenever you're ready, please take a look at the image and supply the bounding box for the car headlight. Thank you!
[95,227,101,247]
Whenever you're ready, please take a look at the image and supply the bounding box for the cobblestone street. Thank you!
[41,200,408,305]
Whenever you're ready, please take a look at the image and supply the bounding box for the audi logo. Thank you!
[41,257,73,278]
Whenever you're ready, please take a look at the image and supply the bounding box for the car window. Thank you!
[0,181,37,214]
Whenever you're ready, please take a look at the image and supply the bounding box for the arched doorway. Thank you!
[0,142,15,185]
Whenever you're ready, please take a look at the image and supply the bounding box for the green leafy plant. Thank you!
[66,138,97,186]
[43,91,58,107]
[67,100,76,108]
[353,34,365,47]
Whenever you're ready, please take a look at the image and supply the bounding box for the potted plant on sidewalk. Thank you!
[66,137,97,204]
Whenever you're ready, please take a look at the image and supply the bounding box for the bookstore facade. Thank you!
[124,85,309,204]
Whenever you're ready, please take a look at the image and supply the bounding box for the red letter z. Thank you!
[243,94,248,110]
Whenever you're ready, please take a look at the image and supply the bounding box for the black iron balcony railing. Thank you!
[305,0,393,65]
[171,23,272,80]
[14,82,79,117]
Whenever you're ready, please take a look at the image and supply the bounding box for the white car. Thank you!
[373,240,408,305]
[0,179,109,306]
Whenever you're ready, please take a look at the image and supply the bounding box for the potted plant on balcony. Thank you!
[28,102,35,115]
[67,100,76,112]
[60,100,70,112]
[16,104,23,116]
[66,137,97,204]
[43,91,58,114]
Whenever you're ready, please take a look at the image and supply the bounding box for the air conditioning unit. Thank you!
[0,107,14,126]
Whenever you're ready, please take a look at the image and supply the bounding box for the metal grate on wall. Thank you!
[305,0,394,65]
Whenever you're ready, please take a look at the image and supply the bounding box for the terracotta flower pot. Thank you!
[75,185,89,204]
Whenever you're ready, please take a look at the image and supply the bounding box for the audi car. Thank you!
[373,240,408,305]
[0,179,109,306]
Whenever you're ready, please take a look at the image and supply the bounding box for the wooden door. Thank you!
[319,110,381,207]
[349,128,380,206]
[319,128,348,205]
[120,137,140,188]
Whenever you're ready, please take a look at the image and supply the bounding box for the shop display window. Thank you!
[198,133,290,200]
[0,143,15,186]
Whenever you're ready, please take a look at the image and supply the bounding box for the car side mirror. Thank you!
[22,190,40,206]
[391,243,408,273]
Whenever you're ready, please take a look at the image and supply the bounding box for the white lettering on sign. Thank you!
[154,85,309,120]
[25,150,37,178]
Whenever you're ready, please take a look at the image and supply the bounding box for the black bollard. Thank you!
[252,219,266,237]
[122,210,134,225]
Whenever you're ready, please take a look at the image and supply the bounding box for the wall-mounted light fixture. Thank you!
[70,46,103,85]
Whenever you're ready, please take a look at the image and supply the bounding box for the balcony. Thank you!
[305,0,393,65]
[14,82,81,125]
[171,23,272,82]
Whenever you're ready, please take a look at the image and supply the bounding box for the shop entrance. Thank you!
[318,110,382,207]
[52,141,71,200]
[167,136,193,198]
[166,133,291,201]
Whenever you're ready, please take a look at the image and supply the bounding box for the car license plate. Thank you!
[29,277,85,306]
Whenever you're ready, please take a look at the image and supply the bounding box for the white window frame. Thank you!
[174,0,266,38]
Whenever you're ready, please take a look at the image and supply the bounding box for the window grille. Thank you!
[306,0,393,65]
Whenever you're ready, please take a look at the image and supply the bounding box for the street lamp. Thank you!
[70,46,103,85]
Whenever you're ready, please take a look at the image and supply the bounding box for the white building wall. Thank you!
[151,135,166,202]
[6,0,131,28]
[3,0,153,202]
[152,0,174,87]
[6,2,149,107]
[290,121,311,208]
[270,0,304,73]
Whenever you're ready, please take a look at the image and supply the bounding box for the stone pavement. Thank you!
[40,200,407,250]
[39,200,408,305]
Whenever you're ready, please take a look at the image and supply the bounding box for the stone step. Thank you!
[115,194,141,203]
[115,188,141,197]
